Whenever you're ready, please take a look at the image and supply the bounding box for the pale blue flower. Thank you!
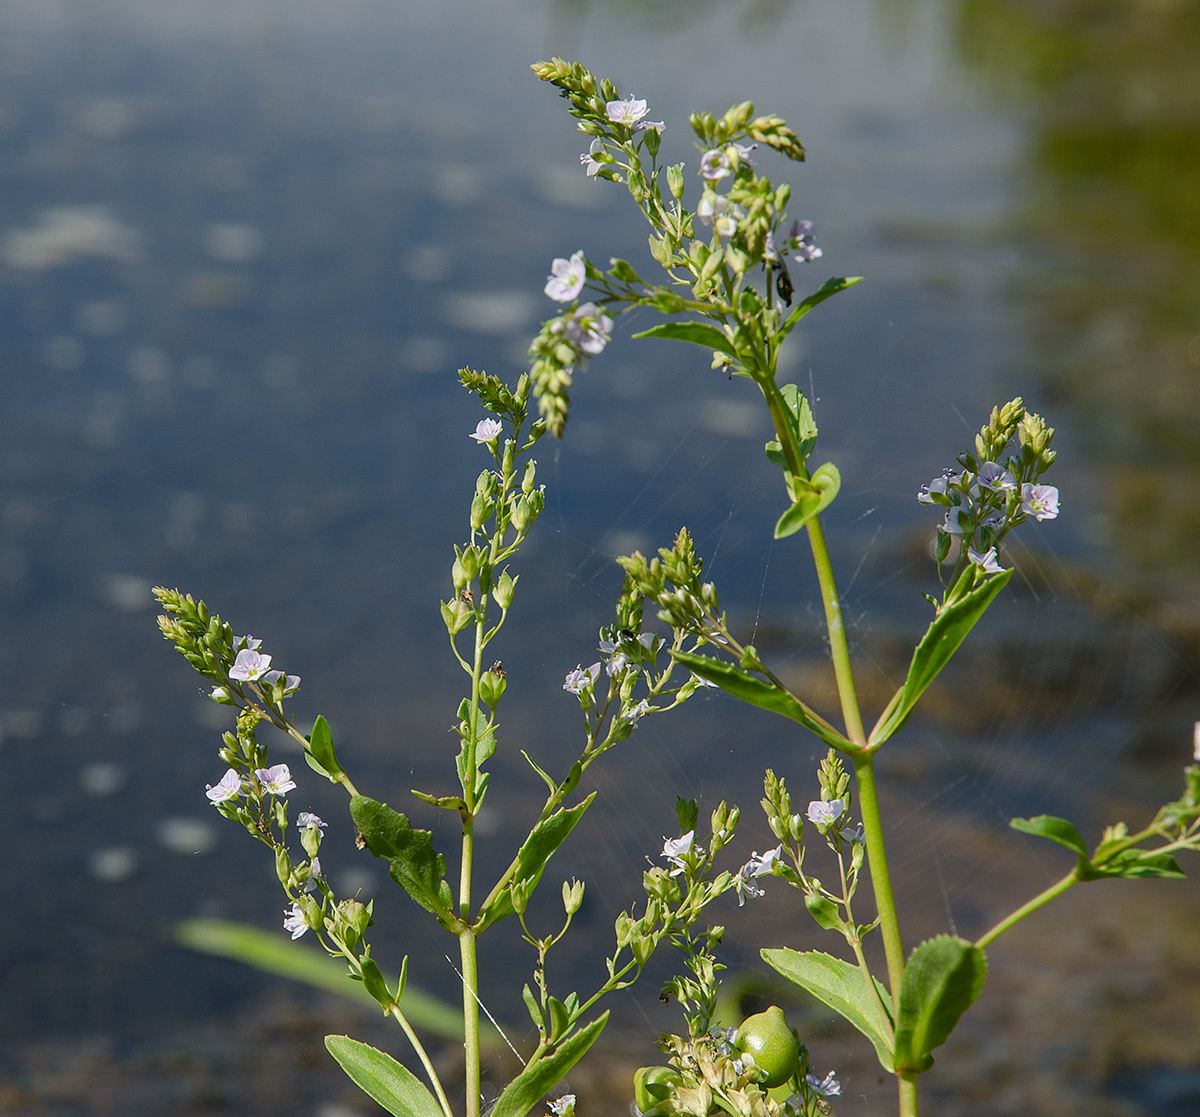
[784,219,821,262]
[283,901,308,940]
[699,149,733,181]
[304,856,322,893]
[297,811,327,830]
[942,506,971,534]
[470,418,503,443]
[565,303,613,355]
[581,139,606,177]
[229,647,271,681]
[548,1095,576,1117]
[806,1071,841,1097]
[545,250,587,302]
[806,799,845,826]
[563,662,601,694]
[210,686,233,703]
[606,97,649,125]
[256,763,296,796]
[263,670,301,694]
[625,698,651,724]
[748,846,783,877]
[967,546,1004,575]
[205,768,242,803]
[697,192,742,237]
[1021,483,1059,521]
[978,461,1016,491]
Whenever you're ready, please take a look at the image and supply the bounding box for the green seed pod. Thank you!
[633,1066,682,1115]
[734,1006,801,1088]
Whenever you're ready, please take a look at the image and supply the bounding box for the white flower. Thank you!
[581,139,606,177]
[205,768,242,803]
[210,686,233,703]
[634,120,665,134]
[606,97,649,125]
[563,662,601,694]
[545,250,587,302]
[297,811,327,830]
[691,673,719,688]
[661,831,694,875]
[967,546,1004,575]
[237,635,263,651]
[806,799,845,826]
[470,418,503,443]
[283,901,309,940]
[548,1096,576,1117]
[229,647,271,681]
[564,302,613,356]
[1021,483,1060,521]
[806,1071,841,1097]
[255,763,296,796]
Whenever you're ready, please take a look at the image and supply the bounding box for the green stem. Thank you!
[898,1072,919,1117]
[975,867,1079,949]
[853,756,905,1000]
[387,1003,455,1117]
[460,923,481,1117]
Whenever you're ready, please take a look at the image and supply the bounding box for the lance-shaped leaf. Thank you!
[778,276,862,340]
[765,384,818,469]
[774,462,841,539]
[633,321,738,358]
[870,569,1012,747]
[476,794,597,930]
[351,797,454,922]
[490,1013,609,1117]
[762,948,894,1071]
[892,936,987,1075]
[325,1036,446,1117]
[177,918,473,1041]
[672,649,851,752]
[304,714,345,781]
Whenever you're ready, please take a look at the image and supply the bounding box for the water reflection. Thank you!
[0,0,1195,1114]
[955,0,1200,610]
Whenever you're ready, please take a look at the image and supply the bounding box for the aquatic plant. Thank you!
[152,59,1200,1117]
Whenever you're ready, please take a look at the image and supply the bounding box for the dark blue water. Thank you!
[0,1,1196,1114]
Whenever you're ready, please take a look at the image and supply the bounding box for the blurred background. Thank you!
[0,0,1197,1114]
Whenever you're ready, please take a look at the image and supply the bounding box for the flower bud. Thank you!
[562,878,585,915]
[480,666,507,710]
[667,163,685,199]
[491,569,517,610]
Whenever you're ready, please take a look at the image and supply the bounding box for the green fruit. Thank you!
[633,1066,682,1114]
[733,1006,801,1088]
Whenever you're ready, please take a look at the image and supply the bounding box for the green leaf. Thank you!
[350,797,454,922]
[304,714,345,781]
[870,568,1012,746]
[774,462,841,539]
[476,794,597,930]
[1009,815,1088,859]
[892,936,987,1075]
[804,892,844,932]
[325,1035,446,1117]
[1087,849,1186,881]
[632,321,738,358]
[490,1013,609,1117]
[671,649,850,751]
[177,919,472,1040]
[762,948,894,1071]
[779,276,862,339]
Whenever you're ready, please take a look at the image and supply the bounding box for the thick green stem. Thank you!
[460,923,481,1117]
[805,516,866,746]
[853,757,905,999]
[898,1072,919,1117]
[975,867,1079,949]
